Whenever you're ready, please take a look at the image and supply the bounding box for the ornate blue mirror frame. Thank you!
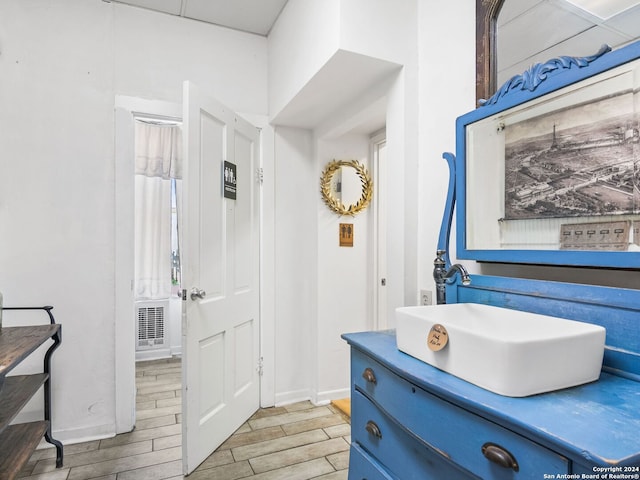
[451,40,640,268]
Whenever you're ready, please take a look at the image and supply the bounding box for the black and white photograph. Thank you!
[504,92,640,220]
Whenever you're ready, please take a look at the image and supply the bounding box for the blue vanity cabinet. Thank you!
[343,330,640,479]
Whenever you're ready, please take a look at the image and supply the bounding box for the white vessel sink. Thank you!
[396,303,606,397]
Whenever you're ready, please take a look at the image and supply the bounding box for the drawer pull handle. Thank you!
[481,443,519,472]
[365,420,382,439]
[362,367,377,384]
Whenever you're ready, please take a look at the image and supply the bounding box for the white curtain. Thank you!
[134,121,182,300]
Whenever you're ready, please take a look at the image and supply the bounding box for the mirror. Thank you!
[476,0,640,105]
[458,37,640,268]
[476,0,503,104]
[320,160,373,216]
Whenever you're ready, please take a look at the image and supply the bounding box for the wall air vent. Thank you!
[136,300,168,350]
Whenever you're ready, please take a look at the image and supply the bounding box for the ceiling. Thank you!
[107,0,289,36]
[112,1,640,78]
[498,0,640,84]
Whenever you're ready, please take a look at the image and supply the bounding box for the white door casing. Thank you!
[372,134,388,330]
[181,81,261,474]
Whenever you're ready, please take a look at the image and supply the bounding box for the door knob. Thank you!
[190,287,206,301]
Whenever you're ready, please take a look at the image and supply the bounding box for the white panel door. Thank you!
[181,81,261,475]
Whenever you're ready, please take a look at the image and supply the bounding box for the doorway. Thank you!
[372,130,388,330]
[115,92,267,474]
[115,96,185,436]
[133,117,183,363]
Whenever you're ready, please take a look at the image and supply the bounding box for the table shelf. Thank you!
[0,374,48,428]
[0,422,49,479]
[0,311,63,480]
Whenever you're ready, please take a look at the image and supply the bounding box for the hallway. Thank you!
[19,358,350,479]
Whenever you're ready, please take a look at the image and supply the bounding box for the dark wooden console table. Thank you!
[0,306,63,479]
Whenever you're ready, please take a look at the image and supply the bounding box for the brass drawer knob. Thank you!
[481,442,519,472]
[362,367,377,384]
[365,420,382,439]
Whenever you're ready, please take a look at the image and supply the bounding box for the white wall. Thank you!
[273,126,317,405]
[416,0,478,291]
[0,0,268,443]
[340,0,417,66]
[0,0,117,442]
[316,134,373,402]
[268,0,420,404]
[268,0,341,119]
[113,5,268,113]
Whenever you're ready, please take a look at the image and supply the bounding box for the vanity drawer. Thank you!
[352,350,570,479]
[348,443,396,480]
[351,390,478,480]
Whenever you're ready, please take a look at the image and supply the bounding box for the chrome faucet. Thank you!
[433,250,471,304]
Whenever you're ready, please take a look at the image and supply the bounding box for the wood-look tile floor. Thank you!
[19,357,350,480]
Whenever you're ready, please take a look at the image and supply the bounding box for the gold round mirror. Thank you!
[320,159,373,216]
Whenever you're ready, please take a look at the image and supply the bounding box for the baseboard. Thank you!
[275,387,351,407]
[314,387,350,405]
[37,423,117,448]
[135,348,172,362]
[274,388,312,407]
